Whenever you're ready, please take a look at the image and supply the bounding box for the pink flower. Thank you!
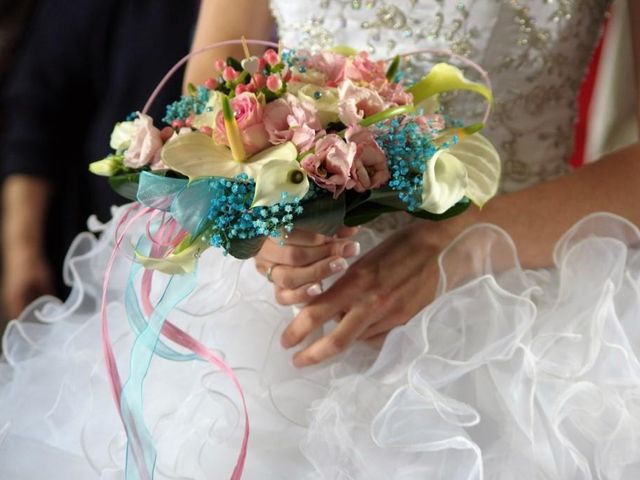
[371,79,413,107]
[301,134,356,197]
[263,49,280,67]
[308,51,347,86]
[123,114,164,169]
[345,52,387,83]
[266,74,283,92]
[409,114,446,134]
[338,80,386,126]
[222,66,238,82]
[263,93,322,152]
[213,92,270,155]
[345,125,390,191]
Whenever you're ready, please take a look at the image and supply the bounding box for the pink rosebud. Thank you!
[123,114,164,169]
[337,80,386,126]
[213,92,270,155]
[300,134,357,197]
[263,49,280,66]
[171,119,185,129]
[222,66,238,82]
[258,58,267,72]
[214,59,226,72]
[160,126,174,142]
[345,125,390,192]
[235,83,249,95]
[263,93,322,152]
[252,73,266,90]
[204,77,218,90]
[266,74,283,92]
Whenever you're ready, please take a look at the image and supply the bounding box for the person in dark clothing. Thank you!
[0,0,199,321]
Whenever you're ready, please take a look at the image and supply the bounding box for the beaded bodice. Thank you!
[270,0,610,195]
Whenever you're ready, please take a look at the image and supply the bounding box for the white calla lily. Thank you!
[447,133,501,208]
[421,150,468,214]
[161,133,298,178]
[252,159,309,207]
[161,134,308,207]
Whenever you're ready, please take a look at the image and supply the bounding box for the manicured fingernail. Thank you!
[281,334,292,349]
[292,355,306,368]
[330,258,349,273]
[342,241,361,258]
[306,283,322,296]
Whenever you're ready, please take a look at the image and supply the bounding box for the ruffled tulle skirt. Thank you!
[2,208,640,479]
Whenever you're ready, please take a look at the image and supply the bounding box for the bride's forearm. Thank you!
[183,0,274,92]
[467,142,640,269]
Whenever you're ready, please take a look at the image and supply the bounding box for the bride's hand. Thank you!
[280,218,467,367]
[254,226,361,305]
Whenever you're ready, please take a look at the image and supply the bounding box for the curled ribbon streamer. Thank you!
[101,205,251,480]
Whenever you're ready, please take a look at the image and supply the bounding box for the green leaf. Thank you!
[226,56,243,71]
[386,55,401,81]
[344,202,400,227]
[227,236,267,259]
[359,105,416,127]
[410,198,471,221]
[108,172,141,201]
[296,194,346,236]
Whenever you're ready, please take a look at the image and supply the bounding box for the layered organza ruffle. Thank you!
[2,207,640,479]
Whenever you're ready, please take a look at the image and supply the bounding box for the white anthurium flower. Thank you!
[191,91,224,130]
[421,149,468,214]
[161,133,308,206]
[446,133,501,208]
[110,119,138,151]
[252,159,309,207]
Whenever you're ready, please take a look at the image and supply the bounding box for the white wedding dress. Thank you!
[4,1,638,479]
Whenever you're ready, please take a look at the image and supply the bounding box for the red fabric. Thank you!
[570,21,608,168]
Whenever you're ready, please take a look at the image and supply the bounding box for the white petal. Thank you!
[161,132,239,179]
[110,121,137,151]
[421,150,468,214]
[251,159,309,207]
[448,133,501,208]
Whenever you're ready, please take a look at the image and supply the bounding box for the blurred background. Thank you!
[0,0,637,343]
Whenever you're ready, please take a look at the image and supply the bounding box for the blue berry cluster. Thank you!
[374,117,443,211]
[206,174,304,252]
[163,86,210,125]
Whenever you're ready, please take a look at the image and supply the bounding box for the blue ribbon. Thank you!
[137,171,212,238]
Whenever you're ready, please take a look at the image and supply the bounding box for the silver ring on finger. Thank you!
[266,264,278,283]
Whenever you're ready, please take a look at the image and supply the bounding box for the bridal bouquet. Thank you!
[90,42,500,480]
[91,45,500,274]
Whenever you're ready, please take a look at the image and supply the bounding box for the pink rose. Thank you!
[307,51,347,86]
[371,79,413,107]
[301,134,356,197]
[345,126,390,192]
[263,93,322,153]
[213,92,270,155]
[123,114,164,169]
[338,80,386,126]
[345,52,387,83]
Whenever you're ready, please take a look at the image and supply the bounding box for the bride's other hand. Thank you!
[254,226,360,306]
[280,219,465,368]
